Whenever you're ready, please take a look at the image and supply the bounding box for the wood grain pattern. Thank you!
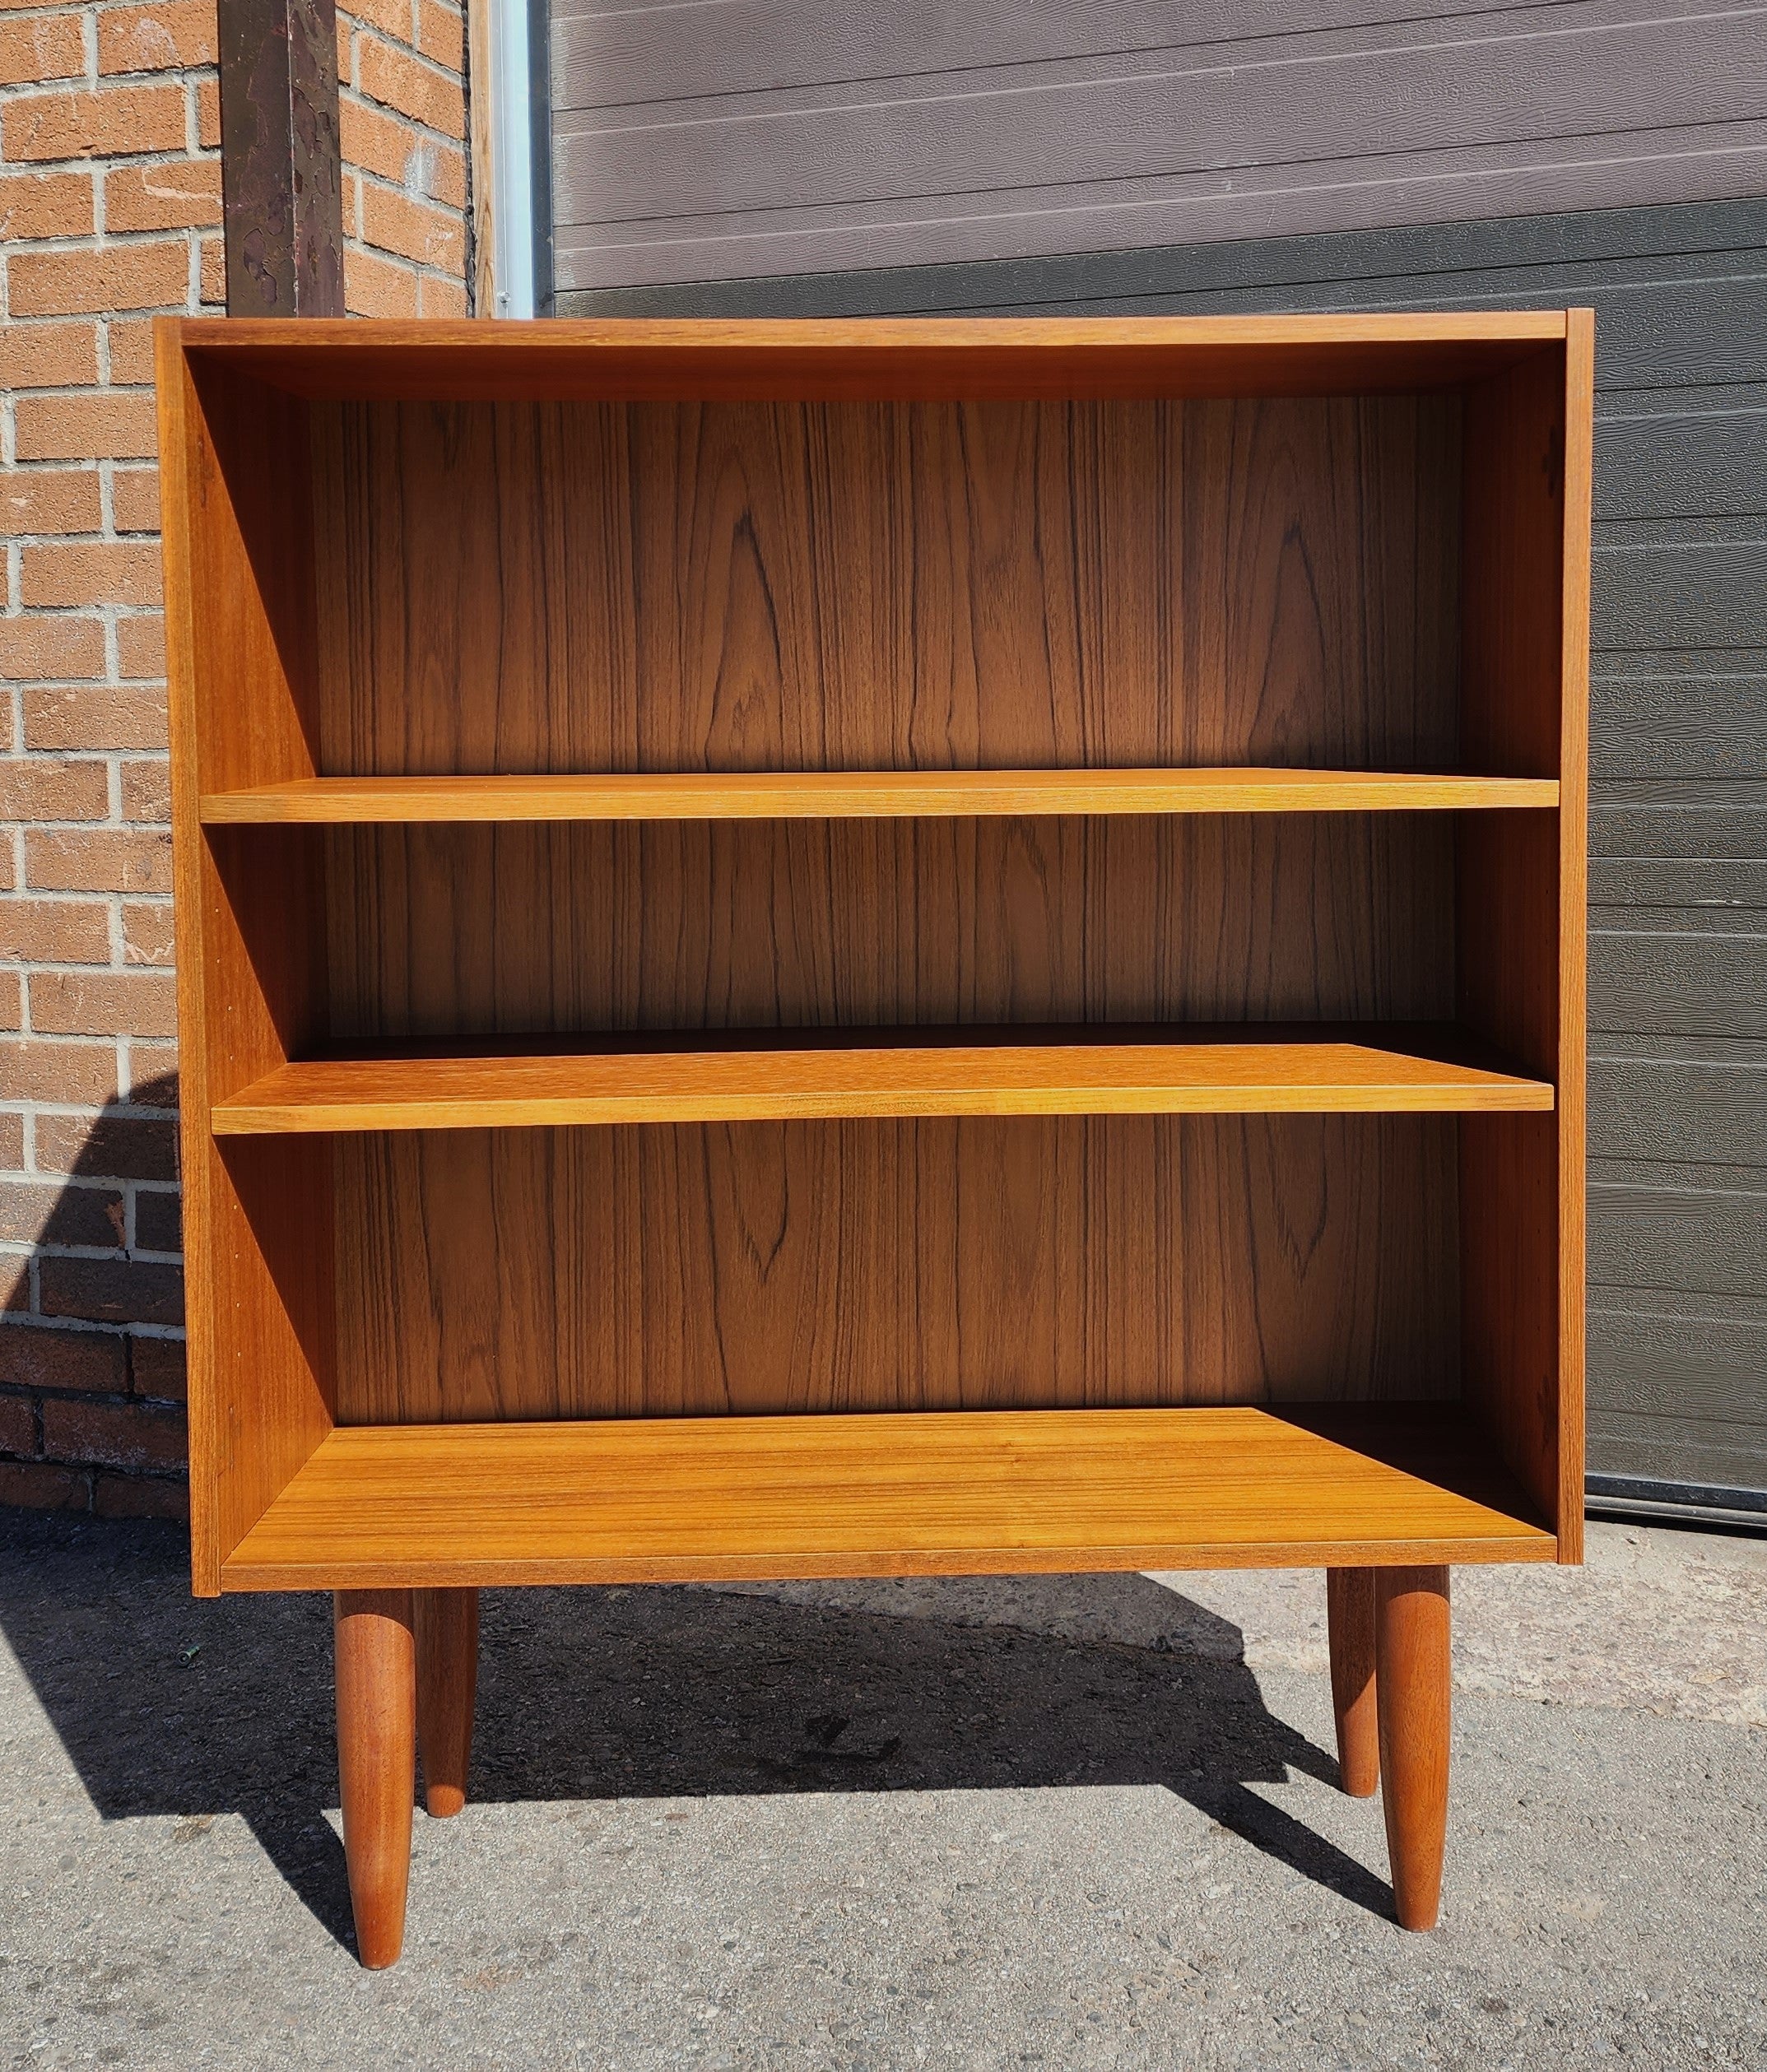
[221,1407,1554,1591]
[156,326,335,1596]
[174,313,1565,402]
[321,815,1458,1041]
[214,1029,1551,1134]
[413,1587,477,1819]
[333,1589,415,1968]
[328,1114,1461,1424]
[309,393,1460,779]
[1374,1565,1452,1931]
[201,769,1558,824]
[1327,1567,1380,1798]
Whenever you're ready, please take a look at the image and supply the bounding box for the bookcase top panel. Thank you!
[159,313,1571,402]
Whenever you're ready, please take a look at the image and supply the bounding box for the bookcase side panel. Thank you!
[160,339,337,1585]
[1455,341,1583,1549]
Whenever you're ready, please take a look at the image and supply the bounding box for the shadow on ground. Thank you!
[0,1508,1382,1960]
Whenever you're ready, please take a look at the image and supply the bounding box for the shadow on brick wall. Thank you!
[0,1070,188,1517]
[0,1507,1393,1961]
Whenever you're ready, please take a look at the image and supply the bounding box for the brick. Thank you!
[0,1178,125,1247]
[40,1255,184,1330]
[121,899,174,964]
[343,242,419,318]
[109,466,161,534]
[2,1255,27,1312]
[198,230,223,304]
[26,687,168,752]
[357,35,463,137]
[133,1187,179,1251]
[0,1039,119,1105]
[22,540,163,610]
[120,757,170,821]
[416,0,461,70]
[196,77,217,149]
[26,826,171,893]
[339,0,412,44]
[0,1460,88,1508]
[0,1114,22,1168]
[0,319,100,393]
[30,969,178,1037]
[340,97,465,207]
[417,272,467,318]
[0,615,106,683]
[41,1391,185,1464]
[0,13,84,86]
[35,1109,175,1180]
[0,972,23,1031]
[0,1393,33,1454]
[0,170,95,244]
[8,242,188,319]
[0,759,109,821]
[94,1468,188,1518]
[104,158,221,234]
[105,317,158,386]
[14,391,158,461]
[0,468,103,540]
[2,84,188,164]
[114,615,166,680]
[126,1043,178,1107]
[0,1318,127,1392]
[359,181,463,272]
[0,895,112,963]
[98,0,217,72]
[128,1329,184,1400]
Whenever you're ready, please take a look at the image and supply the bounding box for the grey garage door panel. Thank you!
[1590,1310,1767,1426]
[1589,1060,1767,1165]
[1596,411,1767,522]
[1593,538,1767,652]
[550,0,1767,291]
[1590,926,1767,1038]
[1588,1407,1767,1489]
[550,0,1721,113]
[1590,857,1767,907]
[1592,667,1767,781]
[1590,1181,1767,1299]
[558,197,1767,315]
[1591,782,1767,861]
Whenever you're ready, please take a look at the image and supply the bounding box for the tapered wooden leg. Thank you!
[334,1589,416,1969]
[1374,1565,1451,1931]
[1326,1568,1379,1798]
[415,1587,479,1818]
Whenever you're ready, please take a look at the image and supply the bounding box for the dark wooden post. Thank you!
[216,0,346,316]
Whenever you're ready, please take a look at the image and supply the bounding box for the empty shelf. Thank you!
[211,1026,1554,1134]
[220,1405,1557,1591]
[198,768,1561,825]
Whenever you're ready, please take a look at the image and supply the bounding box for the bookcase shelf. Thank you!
[212,1025,1552,1134]
[221,1407,1553,1592]
[199,768,1560,825]
[159,312,1592,1958]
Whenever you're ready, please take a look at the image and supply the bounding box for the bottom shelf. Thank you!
[221,1405,1555,1589]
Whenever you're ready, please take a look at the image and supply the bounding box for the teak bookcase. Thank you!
[156,314,1592,1967]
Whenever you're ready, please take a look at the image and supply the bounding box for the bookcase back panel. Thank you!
[310,393,1460,778]
[322,814,1454,1038]
[330,1114,1459,1424]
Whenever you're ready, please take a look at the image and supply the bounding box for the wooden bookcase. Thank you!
[156,314,1592,1965]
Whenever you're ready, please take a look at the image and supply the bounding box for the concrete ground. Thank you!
[1,1512,1763,2070]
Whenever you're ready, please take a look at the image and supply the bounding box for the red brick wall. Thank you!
[1,0,469,1516]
